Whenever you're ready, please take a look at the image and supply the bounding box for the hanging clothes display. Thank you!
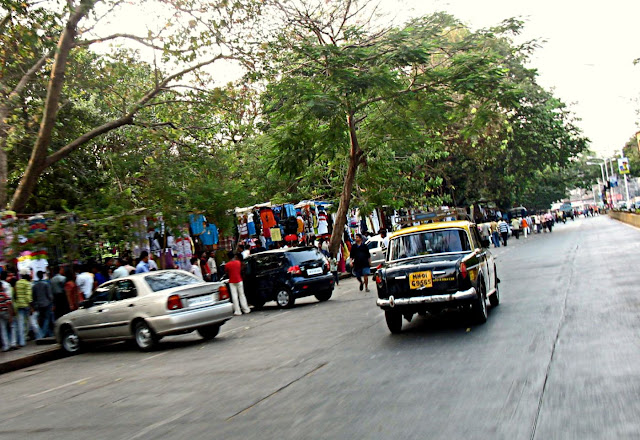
[189,214,206,236]
[238,218,249,239]
[201,223,219,246]
[260,207,277,229]
[270,227,282,242]
[246,215,257,236]
[284,204,296,219]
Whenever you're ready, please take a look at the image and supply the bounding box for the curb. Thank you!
[0,346,65,375]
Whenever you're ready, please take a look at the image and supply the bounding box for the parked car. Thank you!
[375,220,500,333]
[366,234,387,270]
[55,270,234,353]
[242,247,335,308]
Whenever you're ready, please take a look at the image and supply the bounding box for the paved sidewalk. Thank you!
[0,338,62,375]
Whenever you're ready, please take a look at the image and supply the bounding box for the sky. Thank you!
[383,0,640,157]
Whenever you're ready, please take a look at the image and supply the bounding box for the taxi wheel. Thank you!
[385,310,402,334]
[489,278,500,307]
[134,321,158,352]
[197,324,220,340]
[471,282,488,324]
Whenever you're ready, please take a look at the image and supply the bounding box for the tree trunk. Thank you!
[329,112,362,257]
[0,126,7,209]
[10,0,95,213]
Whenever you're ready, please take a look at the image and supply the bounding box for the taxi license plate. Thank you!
[409,271,433,289]
[189,294,215,307]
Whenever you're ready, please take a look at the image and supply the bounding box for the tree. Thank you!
[260,1,513,255]
[1,0,262,212]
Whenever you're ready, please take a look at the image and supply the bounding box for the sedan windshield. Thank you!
[388,229,471,261]
[145,271,201,292]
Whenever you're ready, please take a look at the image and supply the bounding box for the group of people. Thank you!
[478,212,561,248]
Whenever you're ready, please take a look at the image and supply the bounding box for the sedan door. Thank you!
[104,279,140,338]
[73,284,115,340]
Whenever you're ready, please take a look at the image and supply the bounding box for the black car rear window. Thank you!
[145,271,201,292]
[286,249,324,265]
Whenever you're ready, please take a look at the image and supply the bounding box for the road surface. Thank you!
[0,215,638,440]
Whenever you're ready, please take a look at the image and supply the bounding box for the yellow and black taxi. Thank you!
[375,219,500,333]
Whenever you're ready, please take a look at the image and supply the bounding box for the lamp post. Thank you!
[587,159,607,207]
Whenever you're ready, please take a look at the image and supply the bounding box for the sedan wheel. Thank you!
[197,325,220,340]
[134,321,158,352]
[61,327,81,355]
[275,288,295,308]
[385,310,402,334]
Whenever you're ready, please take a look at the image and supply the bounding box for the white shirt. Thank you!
[112,266,129,279]
[241,250,250,260]
[148,259,158,271]
[207,257,217,274]
[190,265,204,281]
[75,272,94,299]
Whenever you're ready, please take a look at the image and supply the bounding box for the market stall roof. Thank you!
[234,202,272,215]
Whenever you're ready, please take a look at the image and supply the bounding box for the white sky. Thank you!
[384,0,640,157]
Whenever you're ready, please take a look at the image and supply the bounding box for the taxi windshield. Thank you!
[388,228,471,261]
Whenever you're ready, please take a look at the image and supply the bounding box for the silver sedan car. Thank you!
[55,270,234,353]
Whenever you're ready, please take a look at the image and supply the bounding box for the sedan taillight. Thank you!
[219,285,229,300]
[167,294,183,310]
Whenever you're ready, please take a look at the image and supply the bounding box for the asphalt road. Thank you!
[0,215,638,440]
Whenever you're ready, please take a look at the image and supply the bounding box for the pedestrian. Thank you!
[64,268,84,311]
[75,265,94,300]
[95,264,109,287]
[0,283,16,351]
[14,273,33,347]
[135,251,150,273]
[189,257,204,281]
[111,258,129,279]
[225,252,251,315]
[498,218,509,246]
[148,253,159,271]
[479,222,491,243]
[241,245,251,260]
[123,258,136,275]
[50,266,69,319]
[521,217,529,238]
[32,271,53,338]
[207,251,218,282]
[490,219,500,248]
[330,253,339,286]
[0,272,17,349]
[510,217,521,239]
[350,234,371,292]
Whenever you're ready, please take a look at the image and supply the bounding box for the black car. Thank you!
[375,220,499,333]
[243,247,335,308]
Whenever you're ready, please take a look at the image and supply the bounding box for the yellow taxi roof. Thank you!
[389,220,474,239]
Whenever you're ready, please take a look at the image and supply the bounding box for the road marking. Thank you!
[126,408,191,440]
[27,377,92,398]
[142,352,167,361]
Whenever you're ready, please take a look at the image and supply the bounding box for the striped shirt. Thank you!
[498,221,509,233]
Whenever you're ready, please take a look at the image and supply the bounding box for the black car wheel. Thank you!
[314,290,332,302]
[471,282,488,324]
[385,310,402,334]
[60,326,81,355]
[134,321,158,352]
[275,288,295,308]
[489,275,500,307]
[197,324,220,340]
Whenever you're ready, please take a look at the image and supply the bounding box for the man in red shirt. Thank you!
[225,253,251,315]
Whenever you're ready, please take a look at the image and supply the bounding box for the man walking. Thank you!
[75,265,94,300]
[224,253,250,315]
[50,266,69,319]
[350,234,371,292]
[32,271,53,338]
[14,274,33,347]
[498,218,509,246]
[490,219,500,248]
[111,259,129,279]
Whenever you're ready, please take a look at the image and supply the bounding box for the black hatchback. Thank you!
[243,247,335,308]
